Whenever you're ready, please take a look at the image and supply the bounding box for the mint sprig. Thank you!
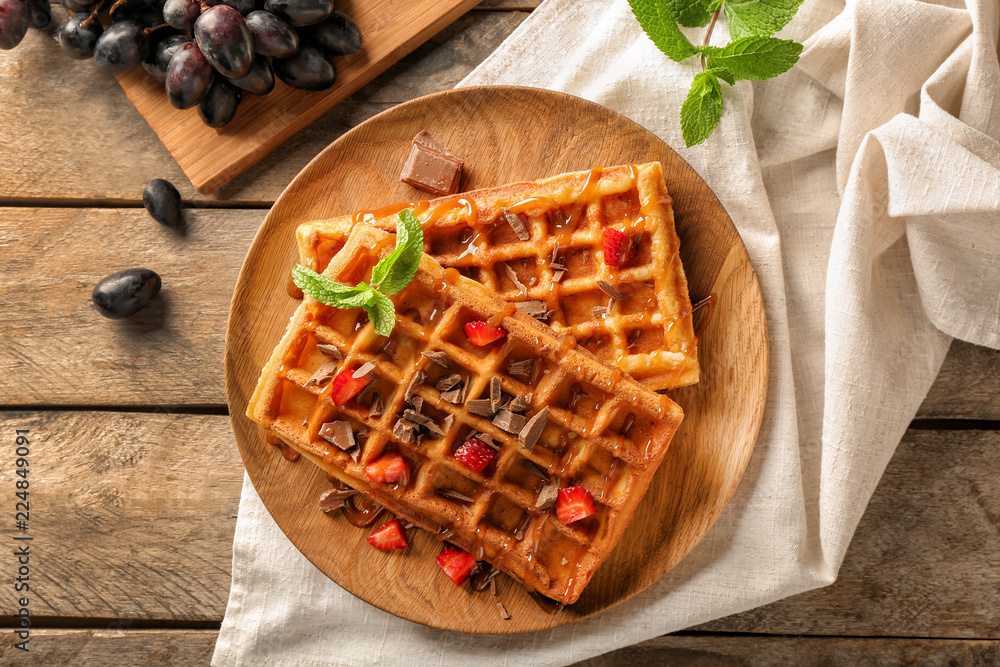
[292,210,424,337]
[629,0,805,146]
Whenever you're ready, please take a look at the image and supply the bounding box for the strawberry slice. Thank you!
[453,437,496,474]
[602,228,636,267]
[329,366,371,407]
[464,321,506,346]
[367,519,409,550]
[436,546,476,586]
[365,452,409,485]
[555,486,596,524]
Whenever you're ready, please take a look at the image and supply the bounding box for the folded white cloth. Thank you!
[213,0,1000,664]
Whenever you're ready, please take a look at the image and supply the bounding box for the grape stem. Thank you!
[700,7,721,70]
[143,22,173,37]
[82,0,113,29]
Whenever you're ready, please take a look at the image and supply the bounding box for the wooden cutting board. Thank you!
[225,86,769,633]
[115,0,481,195]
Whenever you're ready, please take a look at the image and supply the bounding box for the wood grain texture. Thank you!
[225,85,767,632]
[0,10,528,205]
[0,629,218,665]
[0,412,242,621]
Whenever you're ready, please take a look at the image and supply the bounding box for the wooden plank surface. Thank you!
[0,629,218,665]
[0,9,529,206]
[1,411,997,637]
[3,206,999,412]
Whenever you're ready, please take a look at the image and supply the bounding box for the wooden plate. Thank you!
[115,0,481,195]
[225,86,768,634]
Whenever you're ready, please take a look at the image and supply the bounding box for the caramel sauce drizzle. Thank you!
[692,293,717,338]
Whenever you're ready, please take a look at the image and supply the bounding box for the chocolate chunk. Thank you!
[489,377,502,413]
[393,419,419,445]
[467,399,495,418]
[347,445,361,462]
[436,373,463,391]
[317,487,355,512]
[403,409,446,438]
[368,394,384,419]
[597,280,624,300]
[501,207,530,241]
[352,361,376,378]
[441,388,464,404]
[515,300,549,320]
[520,458,549,480]
[496,601,511,620]
[400,131,464,196]
[507,359,533,378]
[502,263,528,297]
[316,343,343,360]
[627,329,641,348]
[536,482,559,510]
[404,370,426,402]
[305,360,339,387]
[443,414,455,432]
[408,395,424,413]
[519,407,549,452]
[439,489,475,504]
[355,427,370,445]
[508,394,531,413]
[489,577,497,596]
[493,409,526,434]
[552,269,566,284]
[421,350,453,369]
[356,379,377,401]
[475,432,498,450]
[550,243,560,264]
[318,420,356,452]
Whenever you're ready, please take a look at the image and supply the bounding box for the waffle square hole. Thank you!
[358,331,423,371]
[501,453,549,497]
[441,307,507,359]
[572,447,628,505]
[549,380,608,420]
[428,227,484,261]
[394,283,450,333]
[433,465,483,506]
[487,494,529,536]
[561,246,596,280]
[488,214,530,246]
[534,422,581,458]
[601,189,641,223]
[577,334,614,359]
[500,345,549,389]
[631,231,653,267]
[561,289,607,326]
[566,500,610,542]
[609,409,657,446]
[318,305,370,338]
[533,520,589,587]
[448,427,500,479]
[616,281,658,315]
[495,258,539,296]
[624,326,665,355]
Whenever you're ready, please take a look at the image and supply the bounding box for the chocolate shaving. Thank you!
[536,482,559,510]
[592,305,608,318]
[507,359,533,378]
[520,458,549,480]
[552,269,566,284]
[404,370,426,402]
[439,489,475,504]
[305,360,339,387]
[597,280,624,300]
[355,427,370,445]
[318,488,355,512]
[501,207,530,241]
[515,300,549,320]
[436,373,463,391]
[627,329,641,349]
[502,263,528,297]
[408,394,424,413]
[403,409,446,438]
[467,399,495,418]
[352,361,376,378]
[368,394,384,419]
[493,409,526,434]
[489,577,497,596]
[508,394,531,413]
[490,377,502,413]
[356,379,377,402]
[568,387,583,409]
[443,414,455,432]
[496,601,511,620]
[316,344,343,361]
[393,419,419,445]
[441,388,464,404]
[319,420,355,451]
[421,350,453,369]
[519,407,549,452]
[513,513,532,541]
[550,243,560,264]
[475,432,497,450]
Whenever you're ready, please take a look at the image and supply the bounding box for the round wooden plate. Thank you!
[225,86,768,634]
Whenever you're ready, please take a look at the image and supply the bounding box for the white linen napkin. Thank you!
[213,0,1000,664]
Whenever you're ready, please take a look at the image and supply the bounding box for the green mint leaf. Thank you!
[662,0,712,27]
[627,0,699,62]
[292,265,373,309]
[680,70,724,147]
[724,0,804,39]
[711,66,736,85]
[364,290,396,337]
[369,209,424,295]
[704,35,803,80]
[703,0,723,11]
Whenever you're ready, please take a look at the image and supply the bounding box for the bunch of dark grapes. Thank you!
[0,0,361,128]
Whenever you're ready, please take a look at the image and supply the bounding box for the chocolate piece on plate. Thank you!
[316,343,343,360]
[305,360,339,387]
[501,207,530,241]
[493,409,526,434]
[535,482,559,510]
[399,131,464,196]
[317,488,355,512]
[519,407,549,452]
[467,399,495,418]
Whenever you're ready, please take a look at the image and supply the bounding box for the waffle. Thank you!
[295,162,699,390]
[248,223,685,605]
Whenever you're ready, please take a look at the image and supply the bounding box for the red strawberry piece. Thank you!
[453,437,496,474]
[367,519,409,551]
[555,486,596,524]
[602,228,636,267]
[365,452,409,485]
[464,321,506,346]
[329,367,371,407]
[436,545,476,586]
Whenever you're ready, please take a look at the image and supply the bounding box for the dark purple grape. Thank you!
[209,0,253,15]
[262,0,330,28]
[245,10,297,58]
[198,78,241,127]
[58,13,103,59]
[229,55,273,94]
[92,268,162,319]
[58,0,96,13]
[94,20,150,72]
[272,45,334,90]
[300,11,360,56]
[143,178,184,227]
[194,5,253,78]
[26,0,49,30]
[163,0,201,30]
[165,40,213,108]
[141,33,189,81]
[0,0,30,50]
[110,0,166,25]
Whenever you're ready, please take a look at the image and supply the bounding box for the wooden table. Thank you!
[2,3,998,664]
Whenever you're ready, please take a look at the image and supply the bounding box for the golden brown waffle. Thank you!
[248,223,684,605]
[296,162,699,390]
